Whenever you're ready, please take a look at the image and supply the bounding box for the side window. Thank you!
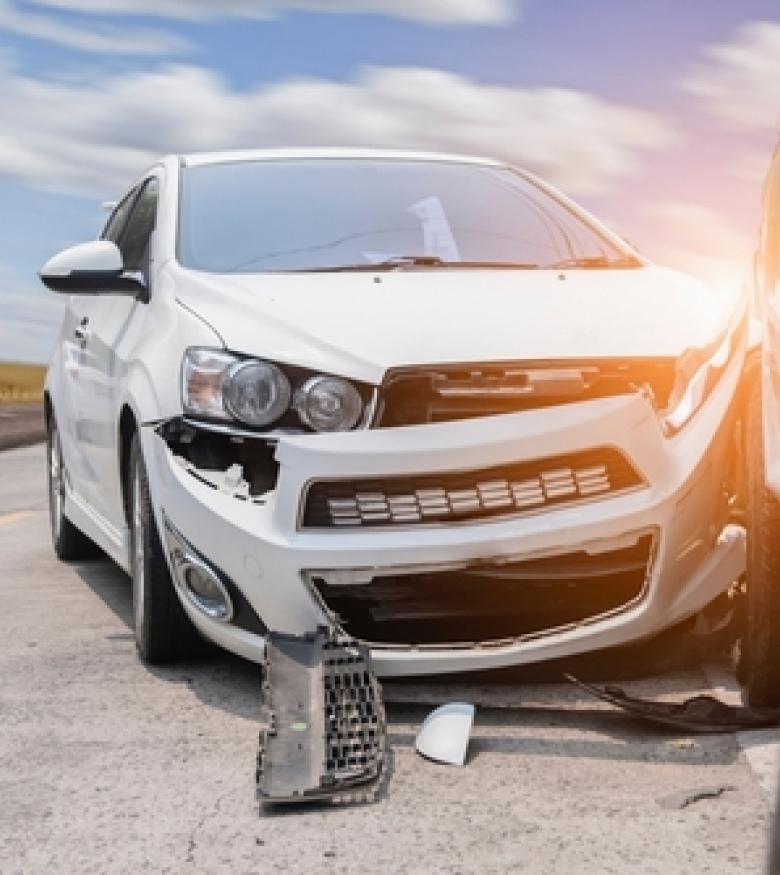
[117,178,159,271]
[102,188,137,244]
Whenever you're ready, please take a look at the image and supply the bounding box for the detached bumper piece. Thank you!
[256,628,387,805]
[568,676,780,732]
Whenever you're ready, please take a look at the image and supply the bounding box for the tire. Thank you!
[47,414,100,560]
[740,369,780,706]
[129,433,200,664]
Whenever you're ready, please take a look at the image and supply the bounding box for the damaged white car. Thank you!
[40,149,747,676]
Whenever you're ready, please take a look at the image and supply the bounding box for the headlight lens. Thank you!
[294,375,364,432]
[663,323,740,434]
[181,348,366,432]
[181,348,235,420]
[223,360,291,427]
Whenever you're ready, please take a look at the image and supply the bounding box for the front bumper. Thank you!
[142,353,745,677]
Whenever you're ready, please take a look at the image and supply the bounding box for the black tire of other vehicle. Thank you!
[741,370,780,706]
[47,414,100,560]
[129,433,201,664]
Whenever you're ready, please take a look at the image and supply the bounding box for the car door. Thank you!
[76,178,159,528]
[53,285,101,504]
[56,188,138,509]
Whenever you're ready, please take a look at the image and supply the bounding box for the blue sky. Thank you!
[1,0,779,361]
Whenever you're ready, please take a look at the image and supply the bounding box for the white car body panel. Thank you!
[173,264,730,384]
[43,148,747,676]
[140,339,745,675]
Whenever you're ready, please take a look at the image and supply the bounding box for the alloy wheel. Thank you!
[48,423,64,542]
[132,464,146,641]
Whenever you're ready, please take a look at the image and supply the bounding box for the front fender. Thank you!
[121,296,223,426]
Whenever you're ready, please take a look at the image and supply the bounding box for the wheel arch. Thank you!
[119,404,138,526]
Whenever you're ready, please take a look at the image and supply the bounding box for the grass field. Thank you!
[0,362,46,404]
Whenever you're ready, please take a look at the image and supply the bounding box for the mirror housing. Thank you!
[39,240,147,298]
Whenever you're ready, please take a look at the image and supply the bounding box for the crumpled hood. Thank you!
[169,263,741,385]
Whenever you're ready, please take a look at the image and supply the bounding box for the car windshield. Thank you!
[177,158,635,273]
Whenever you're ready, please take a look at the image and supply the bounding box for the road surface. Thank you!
[0,404,45,451]
[0,444,777,873]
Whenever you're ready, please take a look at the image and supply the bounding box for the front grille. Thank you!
[310,534,654,646]
[302,447,643,529]
[376,360,676,427]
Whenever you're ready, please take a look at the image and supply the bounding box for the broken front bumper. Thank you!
[141,353,745,677]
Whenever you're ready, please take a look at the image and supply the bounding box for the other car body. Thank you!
[40,149,747,676]
[739,140,780,706]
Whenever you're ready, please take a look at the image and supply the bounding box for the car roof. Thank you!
[179,148,505,169]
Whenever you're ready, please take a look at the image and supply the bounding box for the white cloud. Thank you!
[640,200,753,291]
[683,20,780,129]
[0,62,675,199]
[28,0,518,25]
[0,0,516,55]
[735,150,772,186]
[0,286,64,363]
[0,0,186,54]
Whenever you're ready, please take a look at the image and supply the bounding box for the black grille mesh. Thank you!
[322,639,385,781]
[302,447,642,528]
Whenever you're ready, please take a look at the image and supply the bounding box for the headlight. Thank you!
[181,348,366,432]
[223,360,291,427]
[294,375,364,432]
[181,348,235,420]
[663,320,742,434]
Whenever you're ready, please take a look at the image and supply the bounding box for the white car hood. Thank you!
[171,263,737,385]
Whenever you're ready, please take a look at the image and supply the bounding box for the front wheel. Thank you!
[739,371,780,706]
[129,433,200,664]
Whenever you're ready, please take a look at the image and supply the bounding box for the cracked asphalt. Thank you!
[0,444,777,873]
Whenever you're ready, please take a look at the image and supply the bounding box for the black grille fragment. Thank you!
[256,628,387,805]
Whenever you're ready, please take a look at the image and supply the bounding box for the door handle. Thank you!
[74,317,89,343]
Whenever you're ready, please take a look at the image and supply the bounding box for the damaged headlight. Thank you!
[182,348,368,432]
[181,348,235,420]
[662,317,745,434]
[224,360,291,427]
[294,375,363,432]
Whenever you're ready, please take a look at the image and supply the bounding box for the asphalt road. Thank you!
[0,404,45,451]
[1,443,778,873]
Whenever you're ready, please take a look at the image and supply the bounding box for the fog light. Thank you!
[180,559,233,621]
[162,517,234,623]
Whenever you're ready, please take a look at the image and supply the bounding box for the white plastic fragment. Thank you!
[223,463,245,489]
[415,702,475,766]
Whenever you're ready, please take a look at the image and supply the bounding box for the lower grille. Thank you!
[309,534,654,646]
[302,448,643,529]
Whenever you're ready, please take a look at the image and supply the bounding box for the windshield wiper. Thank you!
[289,256,540,273]
[546,255,643,269]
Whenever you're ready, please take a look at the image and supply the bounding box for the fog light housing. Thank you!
[179,557,233,621]
[162,518,234,623]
